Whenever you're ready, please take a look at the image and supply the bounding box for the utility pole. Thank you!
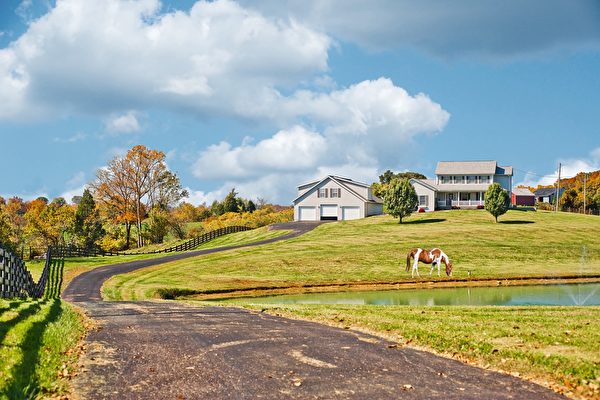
[583,172,587,214]
[555,162,561,212]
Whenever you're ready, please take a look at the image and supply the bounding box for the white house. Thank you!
[410,160,513,211]
[293,175,384,221]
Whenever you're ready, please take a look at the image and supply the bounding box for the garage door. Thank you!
[342,206,360,220]
[298,206,317,221]
[320,204,338,220]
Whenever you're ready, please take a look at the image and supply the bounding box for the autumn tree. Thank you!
[74,189,104,249]
[25,197,75,246]
[92,145,187,248]
[484,183,510,222]
[92,156,136,249]
[0,204,13,250]
[383,178,418,223]
[4,197,27,249]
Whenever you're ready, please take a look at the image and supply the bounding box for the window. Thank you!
[419,195,428,206]
[467,175,476,184]
[441,176,451,184]
[318,188,328,198]
[330,188,341,198]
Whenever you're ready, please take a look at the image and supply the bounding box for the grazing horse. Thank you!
[406,248,453,277]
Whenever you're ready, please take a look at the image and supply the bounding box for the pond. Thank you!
[227,283,600,306]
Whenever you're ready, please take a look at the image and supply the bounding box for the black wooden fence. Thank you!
[0,246,63,299]
[52,225,252,258]
[0,225,250,298]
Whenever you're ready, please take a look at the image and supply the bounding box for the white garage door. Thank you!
[342,206,361,220]
[320,204,338,220]
[298,206,317,221]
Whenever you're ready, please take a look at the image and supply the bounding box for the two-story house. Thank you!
[410,161,513,211]
[293,175,384,221]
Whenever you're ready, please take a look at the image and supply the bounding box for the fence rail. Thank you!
[0,246,63,299]
[52,225,252,258]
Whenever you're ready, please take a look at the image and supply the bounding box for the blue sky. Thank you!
[1,0,599,204]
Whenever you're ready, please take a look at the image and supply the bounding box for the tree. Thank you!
[484,183,510,222]
[0,205,13,250]
[74,189,104,249]
[222,188,239,213]
[383,178,418,223]
[374,170,427,198]
[145,207,171,244]
[379,170,426,185]
[24,198,75,246]
[92,156,136,249]
[4,197,27,249]
[92,145,186,248]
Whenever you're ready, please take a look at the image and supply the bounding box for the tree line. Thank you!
[0,145,291,254]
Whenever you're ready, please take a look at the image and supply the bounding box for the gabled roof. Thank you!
[410,178,438,192]
[512,188,534,196]
[436,161,497,175]
[293,175,381,205]
[296,175,370,189]
[534,188,559,196]
[435,161,514,176]
[496,166,513,175]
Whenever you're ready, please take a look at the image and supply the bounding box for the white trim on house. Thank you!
[293,175,383,221]
[411,161,513,212]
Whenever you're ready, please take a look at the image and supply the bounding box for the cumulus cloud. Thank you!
[247,0,600,59]
[191,78,449,203]
[193,126,328,180]
[517,147,600,187]
[105,111,141,134]
[0,0,330,121]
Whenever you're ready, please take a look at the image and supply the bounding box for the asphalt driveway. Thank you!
[63,222,564,399]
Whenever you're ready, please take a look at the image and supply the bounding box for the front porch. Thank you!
[437,192,485,209]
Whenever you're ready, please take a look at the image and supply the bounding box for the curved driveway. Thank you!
[64,222,564,399]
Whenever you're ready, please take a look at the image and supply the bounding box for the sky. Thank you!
[0,0,599,205]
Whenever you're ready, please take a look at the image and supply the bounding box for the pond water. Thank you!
[232,283,600,306]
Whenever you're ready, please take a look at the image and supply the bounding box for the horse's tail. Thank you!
[406,251,412,272]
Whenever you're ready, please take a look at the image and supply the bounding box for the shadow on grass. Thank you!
[403,218,447,225]
[5,299,62,399]
[500,220,535,225]
[0,300,27,319]
[0,302,43,345]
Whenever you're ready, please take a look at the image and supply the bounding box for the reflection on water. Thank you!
[239,283,600,306]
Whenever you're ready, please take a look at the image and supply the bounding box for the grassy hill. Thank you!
[102,210,600,301]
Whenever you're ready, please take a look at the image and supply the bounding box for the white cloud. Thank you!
[105,111,140,134]
[0,0,330,121]
[517,147,600,187]
[191,78,449,203]
[60,185,87,204]
[193,126,328,180]
[53,132,87,143]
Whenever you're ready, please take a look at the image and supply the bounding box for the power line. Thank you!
[512,167,586,182]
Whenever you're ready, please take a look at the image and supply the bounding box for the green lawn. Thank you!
[0,299,86,399]
[238,304,599,399]
[25,226,289,295]
[103,210,600,301]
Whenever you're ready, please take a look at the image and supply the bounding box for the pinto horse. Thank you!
[406,248,453,277]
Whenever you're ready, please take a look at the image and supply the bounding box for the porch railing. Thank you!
[437,200,484,207]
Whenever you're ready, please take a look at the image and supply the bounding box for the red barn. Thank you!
[512,188,535,206]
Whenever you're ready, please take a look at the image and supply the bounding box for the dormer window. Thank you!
[318,188,328,198]
[330,188,341,198]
